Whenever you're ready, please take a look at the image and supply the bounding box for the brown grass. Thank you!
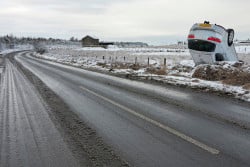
[146,67,167,75]
[96,62,108,68]
[129,64,141,70]
[172,65,193,73]
[222,72,250,86]
[243,83,250,90]
[192,79,200,83]
[97,62,146,71]
[192,64,250,86]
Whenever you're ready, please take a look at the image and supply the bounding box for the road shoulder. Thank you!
[9,53,130,167]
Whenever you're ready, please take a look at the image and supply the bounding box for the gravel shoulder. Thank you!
[7,52,130,167]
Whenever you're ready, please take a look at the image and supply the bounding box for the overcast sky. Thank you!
[0,0,249,45]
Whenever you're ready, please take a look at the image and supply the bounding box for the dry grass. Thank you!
[222,72,250,86]
[171,65,193,73]
[243,83,250,90]
[96,62,109,68]
[192,79,200,83]
[192,65,241,81]
[129,64,141,70]
[146,67,167,75]
[192,64,250,86]
[97,62,146,71]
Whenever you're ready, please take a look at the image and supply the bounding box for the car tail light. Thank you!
[188,34,195,39]
[207,37,221,43]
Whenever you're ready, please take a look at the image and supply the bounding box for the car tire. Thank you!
[227,29,234,46]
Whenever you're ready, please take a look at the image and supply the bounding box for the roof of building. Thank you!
[82,35,99,40]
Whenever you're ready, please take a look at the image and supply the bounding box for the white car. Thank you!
[188,21,238,65]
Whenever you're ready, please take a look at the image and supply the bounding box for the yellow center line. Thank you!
[79,86,220,155]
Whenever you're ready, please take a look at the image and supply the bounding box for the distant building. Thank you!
[114,42,148,48]
[238,39,250,44]
[81,35,148,48]
[99,42,114,49]
[81,35,99,47]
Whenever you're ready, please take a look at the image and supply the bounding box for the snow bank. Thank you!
[31,44,250,102]
[159,76,250,102]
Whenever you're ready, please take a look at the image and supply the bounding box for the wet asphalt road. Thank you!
[0,56,3,80]
[0,57,82,166]
[3,51,250,167]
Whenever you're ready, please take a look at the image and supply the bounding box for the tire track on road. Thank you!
[0,59,81,167]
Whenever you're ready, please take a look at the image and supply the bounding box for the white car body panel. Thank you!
[188,22,238,65]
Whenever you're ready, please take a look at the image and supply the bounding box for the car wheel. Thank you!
[227,29,234,46]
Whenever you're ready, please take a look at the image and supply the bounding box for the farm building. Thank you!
[82,35,99,47]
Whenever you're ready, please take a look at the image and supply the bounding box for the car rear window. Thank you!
[188,39,216,52]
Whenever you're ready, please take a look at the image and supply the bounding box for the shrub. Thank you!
[33,42,47,54]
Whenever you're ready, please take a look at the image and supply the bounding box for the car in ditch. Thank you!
[187,21,238,65]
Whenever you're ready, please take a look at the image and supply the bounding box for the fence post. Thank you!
[164,58,166,66]
[103,56,105,60]
[124,56,126,61]
[135,57,137,64]
[148,57,150,67]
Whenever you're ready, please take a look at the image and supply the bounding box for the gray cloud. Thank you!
[0,0,249,44]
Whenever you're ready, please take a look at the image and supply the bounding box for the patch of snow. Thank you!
[135,68,146,75]
[180,60,195,67]
[31,44,250,102]
[76,47,107,51]
[1,49,24,55]
[235,45,250,54]
[156,75,250,102]
[0,45,32,55]
[146,59,158,65]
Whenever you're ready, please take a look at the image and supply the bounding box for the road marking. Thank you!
[79,86,220,155]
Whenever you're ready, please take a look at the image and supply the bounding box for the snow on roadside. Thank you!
[1,49,24,55]
[32,44,250,102]
[0,45,32,55]
[153,75,250,102]
[180,60,195,68]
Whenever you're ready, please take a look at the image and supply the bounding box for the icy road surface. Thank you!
[2,51,250,167]
[0,59,82,166]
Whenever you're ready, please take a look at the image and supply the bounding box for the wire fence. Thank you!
[48,48,192,67]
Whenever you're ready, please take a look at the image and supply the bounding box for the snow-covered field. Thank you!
[236,45,250,54]
[1,44,249,102]
[31,44,250,102]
